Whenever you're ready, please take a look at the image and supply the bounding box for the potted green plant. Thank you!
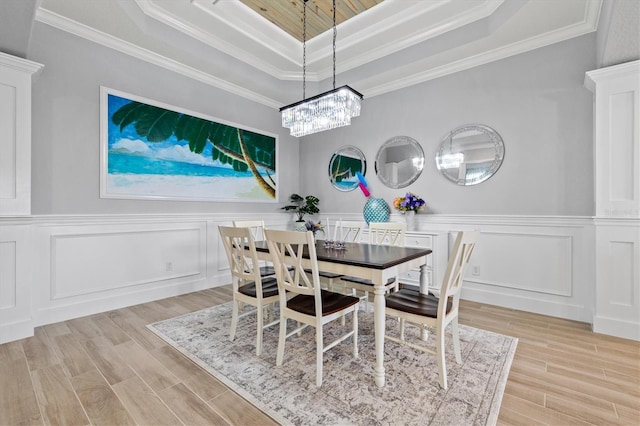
[281,193,320,223]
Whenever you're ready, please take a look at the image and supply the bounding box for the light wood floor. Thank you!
[1,286,638,425]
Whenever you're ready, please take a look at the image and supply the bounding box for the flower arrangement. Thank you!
[304,220,324,236]
[393,192,425,212]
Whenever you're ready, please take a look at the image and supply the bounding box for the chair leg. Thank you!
[451,317,462,364]
[316,325,323,387]
[353,308,359,359]
[230,299,239,341]
[436,326,448,390]
[256,303,264,356]
[399,318,406,342]
[276,317,287,366]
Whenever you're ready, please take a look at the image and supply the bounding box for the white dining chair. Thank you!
[384,230,480,389]
[264,228,359,387]
[233,220,277,278]
[332,219,366,243]
[219,225,280,356]
[314,219,366,292]
[340,222,406,311]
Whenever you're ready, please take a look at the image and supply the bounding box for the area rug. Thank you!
[148,303,517,426]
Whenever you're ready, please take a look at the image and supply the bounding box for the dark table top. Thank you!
[253,240,431,270]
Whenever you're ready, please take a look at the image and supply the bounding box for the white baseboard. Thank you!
[34,275,227,328]
[0,318,34,344]
[593,316,640,341]
[461,285,591,323]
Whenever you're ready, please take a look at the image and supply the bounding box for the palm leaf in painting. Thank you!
[111,100,276,198]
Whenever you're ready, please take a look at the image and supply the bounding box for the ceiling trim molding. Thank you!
[135,0,295,81]
[140,0,506,80]
[308,0,505,80]
[34,8,282,108]
[362,5,602,98]
[0,51,44,75]
[34,0,603,108]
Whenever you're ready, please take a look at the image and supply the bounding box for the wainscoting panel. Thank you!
[467,232,572,296]
[0,53,43,216]
[0,224,33,344]
[0,213,601,343]
[0,240,16,309]
[51,227,203,300]
[380,214,595,323]
[33,219,212,326]
[594,220,640,340]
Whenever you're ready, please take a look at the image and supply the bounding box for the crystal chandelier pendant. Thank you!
[280,85,363,137]
[280,0,363,137]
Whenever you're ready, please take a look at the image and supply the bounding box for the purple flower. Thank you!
[393,193,425,212]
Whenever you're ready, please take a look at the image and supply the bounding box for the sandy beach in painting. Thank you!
[107,173,275,201]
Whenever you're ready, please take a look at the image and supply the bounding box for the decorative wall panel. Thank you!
[0,53,43,216]
[51,228,203,299]
[467,232,572,297]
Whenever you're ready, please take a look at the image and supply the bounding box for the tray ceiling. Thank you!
[35,0,602,108]
[238,0,384,42]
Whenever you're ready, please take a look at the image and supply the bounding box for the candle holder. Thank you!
[322,240,346,250]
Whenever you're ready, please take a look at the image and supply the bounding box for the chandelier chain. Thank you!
[332,0,336,90]
[302,0,307,100]
[280,0,362,137]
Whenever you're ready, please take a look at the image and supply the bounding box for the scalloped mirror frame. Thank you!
[328,145,367,192]
[436,124,505,186]
[375,136,425,189]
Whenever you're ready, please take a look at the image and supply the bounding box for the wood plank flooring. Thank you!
[1,286,638,425]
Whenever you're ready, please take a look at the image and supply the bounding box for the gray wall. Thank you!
[28,22,299,215]
[21,11,619,217]
[300,34,597,216]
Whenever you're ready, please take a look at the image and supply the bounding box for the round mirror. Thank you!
[328,145,367,191]
[436,124,505,186]
[374,136,425,188]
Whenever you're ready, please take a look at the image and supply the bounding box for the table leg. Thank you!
[420,262,430,341]
[374,285,386,387]
[419,263,429,294]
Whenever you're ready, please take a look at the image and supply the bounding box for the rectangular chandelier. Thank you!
[280,85,363,137]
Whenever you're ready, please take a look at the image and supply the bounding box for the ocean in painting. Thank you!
[108,151,252,178]
[107,152,273,201]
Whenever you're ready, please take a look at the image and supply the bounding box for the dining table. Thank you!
[252,239,432,388]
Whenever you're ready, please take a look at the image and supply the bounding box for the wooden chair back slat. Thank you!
[368,222,406,246]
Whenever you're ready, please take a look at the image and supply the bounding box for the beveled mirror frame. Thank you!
[374,136,425,189]
[328,145,367,192]
[436,124,505,186]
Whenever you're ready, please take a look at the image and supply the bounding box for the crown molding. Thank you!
[140,0,506,80]
[361,0,603,98]
[135,0,295,81]
[34,0,603,106]
[0,51,44,75]
[309,0,505,81]
[585,59,640,91]
[35,8,282,108]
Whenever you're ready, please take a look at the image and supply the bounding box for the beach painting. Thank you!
[100,87,277,202]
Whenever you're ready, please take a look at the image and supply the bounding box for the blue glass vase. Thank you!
[363,197,390,224]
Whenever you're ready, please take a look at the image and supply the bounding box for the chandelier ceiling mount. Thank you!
[280,0,364,138]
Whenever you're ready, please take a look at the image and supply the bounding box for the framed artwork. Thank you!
[100,87,277,202]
